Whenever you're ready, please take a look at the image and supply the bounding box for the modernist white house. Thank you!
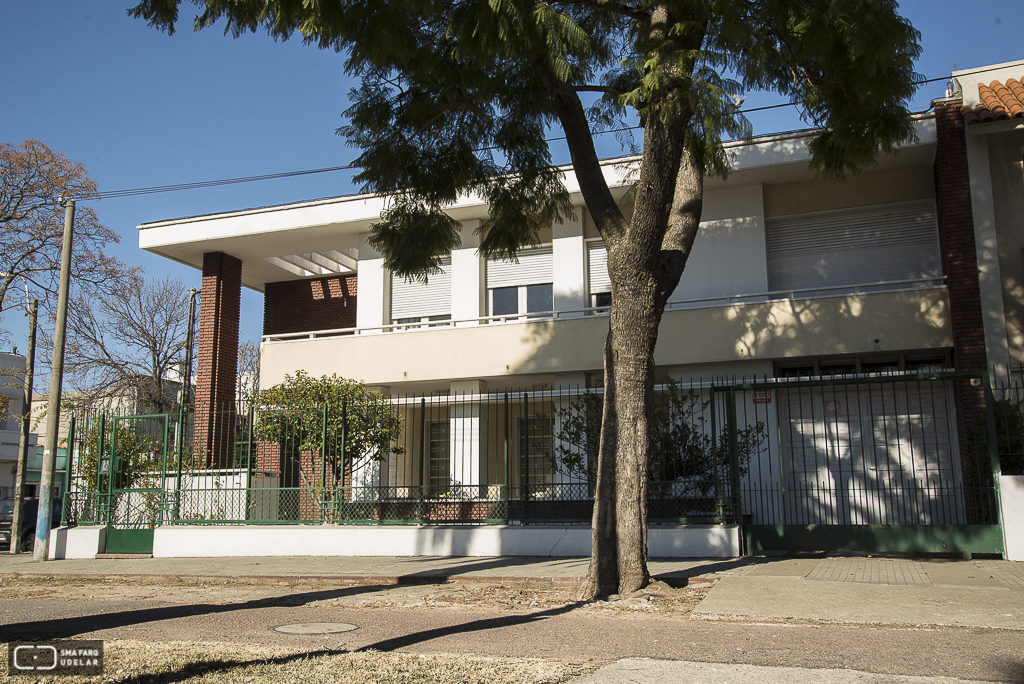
[47,59,1024,560]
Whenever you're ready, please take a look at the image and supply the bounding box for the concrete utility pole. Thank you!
[35,198,75,561]
[10,298,38,554]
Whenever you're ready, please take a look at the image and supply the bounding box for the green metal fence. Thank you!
[59,370,1009,556]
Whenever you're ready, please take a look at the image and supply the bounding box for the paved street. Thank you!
[1,553,1022,682]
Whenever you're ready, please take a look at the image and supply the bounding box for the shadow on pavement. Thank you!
[1,584,387,640]
[357,601,585,652]
[114,648,346,684]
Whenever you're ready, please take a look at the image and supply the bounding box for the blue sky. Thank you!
[1,1,1021,349]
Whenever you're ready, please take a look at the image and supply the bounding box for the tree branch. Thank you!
[547,0,651,24]
[532,61,626,243]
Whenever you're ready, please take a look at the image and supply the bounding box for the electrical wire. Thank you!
[85,63,1009,201]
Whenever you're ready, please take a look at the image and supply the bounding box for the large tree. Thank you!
[130,0,921,597]
[0,139,127,344]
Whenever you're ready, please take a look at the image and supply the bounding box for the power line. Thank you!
[87,63,1008,201]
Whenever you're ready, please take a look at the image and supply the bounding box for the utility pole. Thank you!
[35,198,75,561]
[10,298,37,554]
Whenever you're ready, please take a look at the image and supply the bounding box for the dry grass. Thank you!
[0,641,599,684]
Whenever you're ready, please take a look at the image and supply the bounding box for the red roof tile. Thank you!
[961,77,1024,125]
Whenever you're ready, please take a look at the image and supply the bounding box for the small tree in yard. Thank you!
[256,372,404,513]
[132,0,921,596]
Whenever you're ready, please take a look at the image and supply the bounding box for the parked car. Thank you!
[0,497,13,549]
[0,496,62,553]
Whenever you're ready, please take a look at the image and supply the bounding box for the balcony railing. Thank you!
[262,276,946,343]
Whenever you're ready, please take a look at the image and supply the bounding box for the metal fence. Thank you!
[61,370,1007,535]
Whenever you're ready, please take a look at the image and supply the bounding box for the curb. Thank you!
[1,571,586,588]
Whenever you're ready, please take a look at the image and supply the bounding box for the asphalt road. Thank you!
[1,584,1022,683]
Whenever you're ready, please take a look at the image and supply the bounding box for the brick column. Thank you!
[934,98,991,522]
[195,251,242,468]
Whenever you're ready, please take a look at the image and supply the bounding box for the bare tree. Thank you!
[237,338,261,407]
[1,139,129,344]
[60,274,191,413]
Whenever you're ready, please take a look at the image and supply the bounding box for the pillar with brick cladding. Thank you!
[195,251,242,468]
[934,97,993,523]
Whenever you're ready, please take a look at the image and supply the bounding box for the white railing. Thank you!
[262,276,945,344]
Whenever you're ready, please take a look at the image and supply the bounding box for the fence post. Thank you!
[174,407,185,522]
[418,397,425,523]
[321,402,329,522]
[726,387,742,521]
[982,373,1006,559]
[61,415,76,527]
[522,391,529,525]
[711,385,722,523]
[504,392,510,524]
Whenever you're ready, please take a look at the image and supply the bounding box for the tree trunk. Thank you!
[580,330,619,599]
[609,276,660,593]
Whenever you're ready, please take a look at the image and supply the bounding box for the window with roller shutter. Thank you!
[765,200,941,292]
[486,246,554,317]
[390,257,452,326]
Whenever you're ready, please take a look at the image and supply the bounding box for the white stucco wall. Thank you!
[1000,475,1024,561]
[148,524,740,558]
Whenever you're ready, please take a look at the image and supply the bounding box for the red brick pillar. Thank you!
[195,251,242,468]
[934,98,990,522]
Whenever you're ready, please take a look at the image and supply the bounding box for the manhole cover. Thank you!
[273,623,358,635]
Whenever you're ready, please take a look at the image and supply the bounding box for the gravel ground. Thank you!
[0,575,715,618]
[0,640,599,683]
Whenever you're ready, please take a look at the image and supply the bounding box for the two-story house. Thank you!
[117,59,1024,559]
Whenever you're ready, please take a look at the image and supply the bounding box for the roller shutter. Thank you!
[390,257,451,320]
[486,246,553,288]
[587,240,611,294]
[766,200,940,292]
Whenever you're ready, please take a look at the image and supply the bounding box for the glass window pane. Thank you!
[593,292,611,308]
[526,283,553,313]
[492,287,518,316]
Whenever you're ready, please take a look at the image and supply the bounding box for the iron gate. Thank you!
[102,413,171,554]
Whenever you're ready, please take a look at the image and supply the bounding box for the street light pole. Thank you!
[34,198,75,561]
[10,298,38,554]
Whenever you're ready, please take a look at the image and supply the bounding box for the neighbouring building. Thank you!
[0,352,39,500]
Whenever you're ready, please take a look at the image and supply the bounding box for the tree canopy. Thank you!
[130,0,922,597]
[1,139,128,344]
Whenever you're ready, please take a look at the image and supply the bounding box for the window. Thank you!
[487,246,554,318]
[428,420,450,496]
[395,314,451,330]
[765,200,941,292]
[490,283,553,318]
[519,415,554,486]
[587,239,611,312]
[391,257,451,325]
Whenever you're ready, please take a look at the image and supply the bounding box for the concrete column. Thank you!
[195,251,242,468]
[553,209,586,316]
[451,220,485,323]
[450,380,488,493]
[965,133,1011,379]
[356,234,389,332]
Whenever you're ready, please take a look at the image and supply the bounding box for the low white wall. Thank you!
[1000,475,1024,561]
[152,524,740,558]
[48,526,105,559]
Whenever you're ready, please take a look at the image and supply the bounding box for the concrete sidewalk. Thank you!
[1,552,1022,630]
[570,659,1000,684]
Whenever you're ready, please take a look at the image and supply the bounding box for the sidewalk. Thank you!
[1,552,1022,630]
